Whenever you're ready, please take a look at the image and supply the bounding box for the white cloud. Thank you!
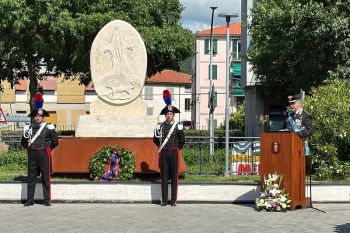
[181,0,241,32]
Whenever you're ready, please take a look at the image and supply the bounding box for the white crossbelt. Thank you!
[28,123,47,147]
[158,122,177,153]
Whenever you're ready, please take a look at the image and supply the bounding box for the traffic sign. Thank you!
[5,114,31,122]
[0,108,7,124]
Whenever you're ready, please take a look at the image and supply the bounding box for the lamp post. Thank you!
[209,6,217,155]
[218,13,239,175]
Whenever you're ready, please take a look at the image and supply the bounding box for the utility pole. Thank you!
[209,6,217,155]
[218,12,239,175]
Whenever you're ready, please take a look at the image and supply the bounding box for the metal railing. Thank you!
[184,136,260,176]
[0,129,261,177]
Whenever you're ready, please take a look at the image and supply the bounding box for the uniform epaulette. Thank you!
[177,122,183,130]
[23,125,30,132]
[46,123,55,130]
[156,122,162,130]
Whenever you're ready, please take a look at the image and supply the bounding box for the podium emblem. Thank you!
[272,142,280,153]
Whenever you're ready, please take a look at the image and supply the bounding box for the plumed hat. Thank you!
[28,86,50,117]
[28,108,50,117]
[159,90,180,115]
[288,94,301,104]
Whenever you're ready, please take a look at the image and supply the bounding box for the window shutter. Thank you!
[213,39,218,54]
[213,65,217,80]
[204,39,209,54]
[232,39,237,59]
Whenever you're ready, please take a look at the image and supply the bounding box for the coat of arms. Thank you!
[272,142,280,153]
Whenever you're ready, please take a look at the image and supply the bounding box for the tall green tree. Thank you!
[248,0,350,96]
[303,79,350,178]
[0,0,194,110]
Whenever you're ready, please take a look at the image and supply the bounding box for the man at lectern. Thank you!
[285,94,313,155]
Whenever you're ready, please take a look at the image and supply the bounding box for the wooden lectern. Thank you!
[260,131,307,209]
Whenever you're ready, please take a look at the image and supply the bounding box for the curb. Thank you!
[0,182,349,203]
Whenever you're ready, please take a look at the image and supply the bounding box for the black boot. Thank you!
[24,202,34,207]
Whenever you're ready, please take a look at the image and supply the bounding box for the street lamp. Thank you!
[218,13,239,176]
[209,6,217,155]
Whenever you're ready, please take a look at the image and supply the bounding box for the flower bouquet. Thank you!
[256,172,291,211]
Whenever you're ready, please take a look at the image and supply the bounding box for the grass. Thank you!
[0,166,261,183]
[0,170,27,181]
[180,174,260,183]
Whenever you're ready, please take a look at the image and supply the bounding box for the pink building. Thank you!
[192,22,244,130]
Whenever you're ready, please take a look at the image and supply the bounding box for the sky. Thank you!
[180,0,241,32]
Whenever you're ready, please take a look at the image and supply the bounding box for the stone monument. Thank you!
[52,20,187,174]
[75,20,158,137]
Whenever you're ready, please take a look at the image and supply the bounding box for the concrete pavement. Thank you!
[0,203,349,232]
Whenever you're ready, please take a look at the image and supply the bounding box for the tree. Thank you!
[248,0,350,97]
[0,0,194,111]
[179,56,192,75]
[219,105,245,136]
[303,79,350,179]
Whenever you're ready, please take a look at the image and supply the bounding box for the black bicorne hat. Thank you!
[28,108,50,117]
[160,105,181,115]
[288,94,301,104]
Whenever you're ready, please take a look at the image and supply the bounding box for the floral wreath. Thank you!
[256,172,291,211]
[89,145,135,181]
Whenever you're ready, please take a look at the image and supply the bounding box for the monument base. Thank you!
[76,96,158,137]
[51,137,187,173]
[75,115,158,137]
[90,97,147,116]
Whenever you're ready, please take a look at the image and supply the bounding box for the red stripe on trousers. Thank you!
[47,147,52,201]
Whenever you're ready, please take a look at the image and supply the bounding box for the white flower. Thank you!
[272,173,279,181]
[280,196,286,203]
[281,203,287,209]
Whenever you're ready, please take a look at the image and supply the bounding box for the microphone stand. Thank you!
[307,152,326,213]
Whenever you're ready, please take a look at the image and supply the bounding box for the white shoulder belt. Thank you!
[158,122,177,153]
[28,123,47,147]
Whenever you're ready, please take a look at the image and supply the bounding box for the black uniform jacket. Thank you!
[153,122,185,150]
[285,110,313,139]
[21,123,59,150]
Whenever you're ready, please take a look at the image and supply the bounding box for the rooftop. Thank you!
[195,22,241,36]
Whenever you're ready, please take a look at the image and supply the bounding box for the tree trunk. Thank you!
[28,72,38,113]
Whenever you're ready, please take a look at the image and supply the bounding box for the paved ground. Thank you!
[0,203,349,232]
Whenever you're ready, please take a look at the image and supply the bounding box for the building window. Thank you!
[236,96,245,106]
[208,65,217,80]
[147,107,153,116]
[44,90,55,95]
[233,78,241,87]
[204,39,218,55]
[15,90,26,95]
[232,39,241,60]
[185,98,191,111]
[144,86,153,100]
[85,90,97,95]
